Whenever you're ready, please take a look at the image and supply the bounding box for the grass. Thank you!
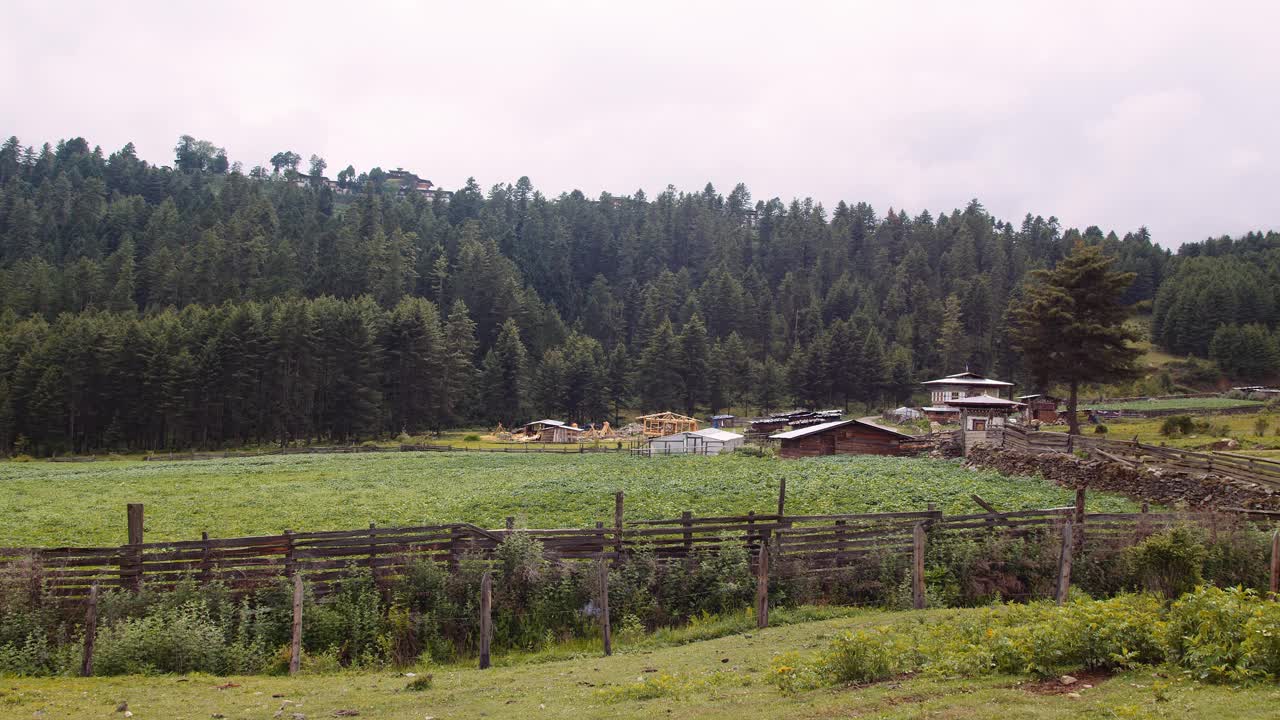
[0,453,1140,547]
[4,609,1277,719]
[1082,398,1264,412]
[1047,411,1280,451]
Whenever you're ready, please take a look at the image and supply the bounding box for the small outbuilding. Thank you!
[944,394,1025,454]
[770,419,916,459]
[1017,394,1061,424]
[521,419,587,443]
[710,414,737,429]
[647,428,745,456]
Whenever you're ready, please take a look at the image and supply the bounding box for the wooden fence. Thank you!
[6,492,1279,675]
[4,490,1275,605]
[999,425,1280,490]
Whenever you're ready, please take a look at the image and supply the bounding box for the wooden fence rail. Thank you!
[1000,425,1280,490]
[4,493,1277,605]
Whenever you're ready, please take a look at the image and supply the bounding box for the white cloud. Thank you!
[3,0,1277,246]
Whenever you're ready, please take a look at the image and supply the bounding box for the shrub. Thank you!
[1094,423,1109,434]
[1124,526,1207,599]
[1254,416,1271,438]
[1160,415,1195,437]
[93,602,228,675]
[1164,586,1260,682]
[463,434,481,442]
[404,674,434,691]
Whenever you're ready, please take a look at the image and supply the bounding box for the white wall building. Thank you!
[647,428,745,455]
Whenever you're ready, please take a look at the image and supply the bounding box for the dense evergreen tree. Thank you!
[0,131,1271,453]
[1009,242,1141,435]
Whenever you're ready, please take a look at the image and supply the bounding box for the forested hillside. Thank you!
[0,134,1274,453]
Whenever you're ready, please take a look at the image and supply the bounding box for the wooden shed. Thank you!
[1017,394,1061,424]
[770,419,915,459]
[521,419,587,443]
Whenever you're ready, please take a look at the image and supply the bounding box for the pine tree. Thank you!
[605,342,632,425]
[441,300,478,425]
[637,319,681,411]
[1009,242,1140,435]
[675,315,710,415]
[480,318,528,425]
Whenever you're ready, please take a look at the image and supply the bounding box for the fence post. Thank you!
[1074,488,1086,548]
[1271,530,1279,596]
[777,478,787,518]
[479,571,493,669]
[681,511,693,556]
[505,516,515,536]
[1056,521,1074,606]
[598,555,612,656]
[756,535,770,629]
[80,583,98,677]
[125,503,144,592]
[614,491,625,558]
[367,522,378,587]
[289,573,303,675]
[199,531,212,585]
[912,522,926,610]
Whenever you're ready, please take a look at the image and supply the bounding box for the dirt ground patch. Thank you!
[1018,669,1113,695]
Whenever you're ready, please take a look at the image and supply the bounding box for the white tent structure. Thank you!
[647,428,745,456]
[890,406,923,422]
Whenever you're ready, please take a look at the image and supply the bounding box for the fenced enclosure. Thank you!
[4,489,1276,603]
[998,424,1280,490]
[3,487,1278,674]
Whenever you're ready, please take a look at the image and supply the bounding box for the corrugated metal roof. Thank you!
[921,377,1014,387]
[944,394,1025,408]
[769,419,852,440]
[769,418,917,441]
[691,428,744,441]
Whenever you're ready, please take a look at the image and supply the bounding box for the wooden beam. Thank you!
[290,574,303,675]
[479,571,493,669]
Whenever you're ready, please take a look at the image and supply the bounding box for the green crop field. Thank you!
[5,608,1273,719]
[1083,397,1264,412]
[0,453,1139,547]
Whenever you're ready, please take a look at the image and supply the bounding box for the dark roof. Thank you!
[770,419,914,441]
[944,394,1025,409]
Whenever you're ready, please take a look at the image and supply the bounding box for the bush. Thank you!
[1160,415,1195,437]
[1254,416,1271,438]
[1164,586,1264,682]
[1124,526,1207,599]
[463,434,481,442]
[1094,423,1108,434]
[786,590,1280,690]
[93,602,230,675]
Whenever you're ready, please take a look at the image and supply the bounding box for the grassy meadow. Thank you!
[1082,397,1265,412]
[5,608,1276,720]
[0,452,1141,547]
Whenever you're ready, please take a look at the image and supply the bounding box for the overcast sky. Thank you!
[4,1,1276,248]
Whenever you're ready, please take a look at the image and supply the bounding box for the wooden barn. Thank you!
[1017,394,1061,424]
[521,419,587,443]
[770,419,915,459]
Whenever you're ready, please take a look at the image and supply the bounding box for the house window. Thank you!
[971,418,987,431]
